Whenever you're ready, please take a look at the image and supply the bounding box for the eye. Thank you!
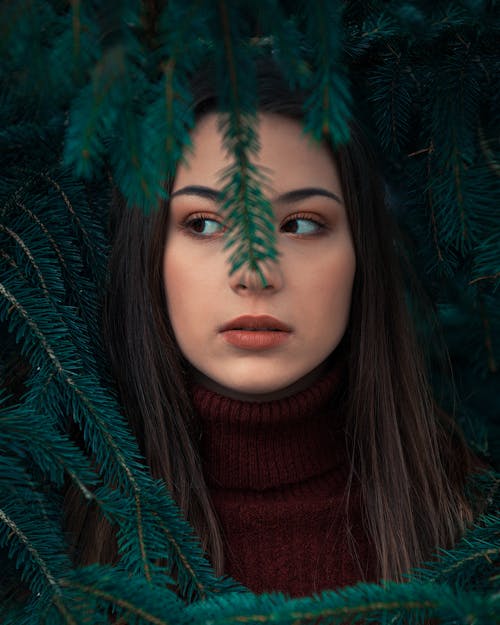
[182,214,225,237]
[281,214,327,236]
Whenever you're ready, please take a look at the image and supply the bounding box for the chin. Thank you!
[192,357,328,401]
[209,368,315,402]
[224,378,288,394]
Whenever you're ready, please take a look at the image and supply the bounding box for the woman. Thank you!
[65,63,475,597]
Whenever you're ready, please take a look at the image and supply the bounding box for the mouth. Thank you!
[219,315,292,350]
[230,327,283,331]
[220,315,292,333]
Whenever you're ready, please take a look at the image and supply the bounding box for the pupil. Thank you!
[191,218,205,233]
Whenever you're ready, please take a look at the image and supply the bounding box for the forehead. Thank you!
[172,113,341,194]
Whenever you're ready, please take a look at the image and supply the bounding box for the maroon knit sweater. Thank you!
[192,367,377,597]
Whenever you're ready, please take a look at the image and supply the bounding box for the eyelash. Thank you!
[179,214,227,238]
[180,212,328,239]
[281,212,328,236]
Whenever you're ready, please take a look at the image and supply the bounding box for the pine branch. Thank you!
[145,0,212,184]
[254,1,309,91]
[302,0,352,145]
[408,470,500,591]
[185,579,497,625]
[0,496,73,611]
[368,50,413,156]
[0,392,97,489]
[0,222,223,594]
[211,1,278,280]
[55,565,184,625]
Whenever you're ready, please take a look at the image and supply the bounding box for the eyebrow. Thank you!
[170,185,343,205]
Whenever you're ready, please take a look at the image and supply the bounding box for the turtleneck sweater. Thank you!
[192,367,376,597]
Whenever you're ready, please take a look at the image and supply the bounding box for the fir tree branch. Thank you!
[152,512,208,600]
[3,518,55,590]
[69,385,152,583]
[0,503,82,622]
[469,273,500,285]
[14,201,69,278]
[426,140,445,264]
[52,595,79,625]
[185,580,496,625]
[156,0,207,181]
[303,0,351,145]
[412,514,500,587]
[0,283,61,369]
[0,225,49,296]
[478,125,500,177]
[60,581,169,625]
[0,281,153,581]
[478,296,497,374]
[70,0,81,62]
[57,566,183,625]
[213,0,277,280]
[149,483,247,601]
[41,175,91,246]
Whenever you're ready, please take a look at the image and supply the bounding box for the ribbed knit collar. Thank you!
[192,366,348,491]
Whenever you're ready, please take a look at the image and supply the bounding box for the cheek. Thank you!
[162,249,180,313]
[300,245,356,332]
[162,244,221,331]
[162,247,195,334]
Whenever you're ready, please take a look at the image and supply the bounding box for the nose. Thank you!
[229,259,284,295]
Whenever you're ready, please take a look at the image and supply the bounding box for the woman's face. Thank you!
[163,113,356,401]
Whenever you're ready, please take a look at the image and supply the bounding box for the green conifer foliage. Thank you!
[1,1,498,623]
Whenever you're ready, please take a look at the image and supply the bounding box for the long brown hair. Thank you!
[65,62,474,582]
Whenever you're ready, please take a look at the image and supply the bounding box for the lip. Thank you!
[219,315,292,351]
[221,330,290,350]
[220,315,292,332]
